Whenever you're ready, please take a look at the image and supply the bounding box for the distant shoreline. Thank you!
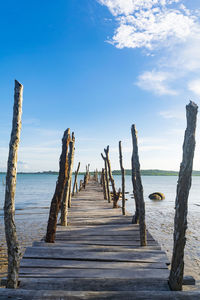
[1,169,200,176]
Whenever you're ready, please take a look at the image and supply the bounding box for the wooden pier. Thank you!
[1,180,200,299]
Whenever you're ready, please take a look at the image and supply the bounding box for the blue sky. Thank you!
[0,0,200,172]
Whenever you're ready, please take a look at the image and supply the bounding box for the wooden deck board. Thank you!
[10,180,197,298]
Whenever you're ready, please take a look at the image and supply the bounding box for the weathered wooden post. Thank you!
[46,129,71,242]
[79,179,83,191]
[131,126,139,224]
[68,182,72,208]
[169,101,198,291]
[101,153,111,203]
[88,164,90,180]
[83,174,87,189]
[96,169,98,182]
[119,141,126,215]
[100,170,103,186]
[131,125,147,246]
[72,162,80,196]
[102,168,108,200]
[75,181,78,193]
[61,133,75,225]
[104,146,118,208]
[4,80,23,288]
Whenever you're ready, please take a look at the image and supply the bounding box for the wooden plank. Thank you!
[1,289,200,300]
[33,241,161,250]
[56,223,140,231]
[15,180,173,296]
[19,277,170,291]
[66,220,133,225]
[55,235,155,241]
[23,247,169,263]
[19,267,169,279]
[44,240,158,246]
[20,258,169,269]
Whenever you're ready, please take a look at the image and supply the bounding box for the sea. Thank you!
[0,173,200,282]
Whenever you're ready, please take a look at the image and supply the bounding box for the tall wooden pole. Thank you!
[101,153,111,203]
[131,125,147,246]
[46,129,71,242]
[79,180,83,191]
[72,162,80,196]
[61,133,75,225]
[169,101,198,291]
[104,146,118,208]
[100,170,103,186]
[4,80,23,288]
[68,181,72,208]
[102,168,108,200]
[119,141,125,215]
[131,126,139,224]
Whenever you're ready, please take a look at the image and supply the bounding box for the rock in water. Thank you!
[149,192,165,200]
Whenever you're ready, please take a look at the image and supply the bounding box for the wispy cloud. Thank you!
[98,0,200,96]
[188,79,200,96]
[159,110,184,119]
[98,0,199,50]
[136,70,177,95]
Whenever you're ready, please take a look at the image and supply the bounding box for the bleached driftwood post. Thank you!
[4,80,23,288]
[102,168,108,200]
[88,164,90,180]
[169,101,198,291]
[61,133,75,225]
[79,180,83,191]
[46,129,71,242]
[95,169,98,182]
[101,153,111,203]
[68,183,72,208]
[131,125,147,246]
[72,162,80,196]
[100,171,103,186]
[131,126,139,224]
[119,141,125,215]
[104,146,118,208]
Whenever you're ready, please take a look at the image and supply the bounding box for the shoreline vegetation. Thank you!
[1,169,200,176]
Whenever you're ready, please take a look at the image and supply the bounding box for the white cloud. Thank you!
[136,70,177,95]
[99,0,198,50]
[159,110,184,119]
[188,79,200,96]
[98,0,200,96]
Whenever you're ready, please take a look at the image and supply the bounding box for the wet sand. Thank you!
[146,209,200,290]
[0,212,48,279]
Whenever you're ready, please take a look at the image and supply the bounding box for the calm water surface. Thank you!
[0,174,199,281]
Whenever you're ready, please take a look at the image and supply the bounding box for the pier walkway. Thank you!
[1,180,200,299]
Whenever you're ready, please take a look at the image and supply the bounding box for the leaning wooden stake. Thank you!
[72,162,80,196]
[131,126,139,224]
[102,168,108,200]
[131,125,147,246]
[119,141,126,215]
[61,133,75,225]
[68,182,72,208]
[100,171,103,186]
[104,146,118,208]
[79,180,83,191]
[4,80,23,288]
[101,153,111,203]
[46,129,71,242]
[75,181,78,193]
[169,101,198,291]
